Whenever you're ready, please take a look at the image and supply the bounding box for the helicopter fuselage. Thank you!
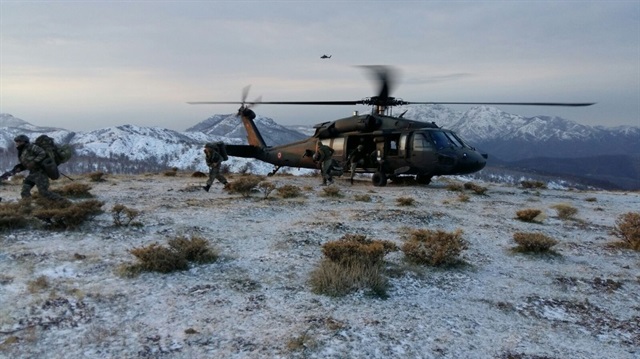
[227,113,487,186]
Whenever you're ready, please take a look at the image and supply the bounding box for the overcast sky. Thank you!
[1,1,638,132]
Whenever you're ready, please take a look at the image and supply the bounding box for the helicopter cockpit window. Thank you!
[443,131,465,148]
[430,131,451,149]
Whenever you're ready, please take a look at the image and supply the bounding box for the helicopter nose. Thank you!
[458,151,487,173]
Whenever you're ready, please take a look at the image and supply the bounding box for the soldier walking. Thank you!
[203,142,229,192]
[9,134,64,201]
[314,140,335,185]
[346,145,366,185]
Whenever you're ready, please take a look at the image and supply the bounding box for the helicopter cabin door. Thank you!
[410,132,438,170]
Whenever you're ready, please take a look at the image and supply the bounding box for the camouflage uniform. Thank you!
[347,145,366,184]
[14,136,63,201]
[203,144,228,191]
[315,141,335,185]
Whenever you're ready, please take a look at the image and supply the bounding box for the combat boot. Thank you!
[203,185,211,192]
[350,178,354,185]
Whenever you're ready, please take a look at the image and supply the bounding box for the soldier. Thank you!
[10,134,64,201]
[347,144,366,185]
[314,140,335,185]
[203,142,229,192]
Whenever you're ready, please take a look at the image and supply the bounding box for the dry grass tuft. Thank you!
[464,182,488,195]
[611,212,640,251]
[321,186,343,198]
[168,236,219,263]
[585,197,597,202]
[0,201,33,230]
[354,194,371,202]
[163,169,177,176]
[27,275,50,293]
[396,197,415,206]
[129,243,189,273]
[32,199,104,229]
[191,171,207,178]
[402,229,468,266]
[521,180,547,189]
[516,208,543,223]
[88,171,106,182]
[226,175,264,197]
[512,232,559,253]
[447,183,465,192]
[53,183,93,198]
[310,234,397,297]
[277,184,302,198]
[551,203,578,220]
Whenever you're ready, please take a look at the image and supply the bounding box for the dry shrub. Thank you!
[191,171,207,178]
[354,194,371,202]
[112,204,140,227]
[32,199,104,229]
[129,243,189,273]
[512,232,559,253]
[226,175,263,197]
[447,183,464,192]
[322,186,342,198]
[464,182,488,195]
[402,229,468,266]
[88,171,105,182]
[168,236,219,263]
[521,180,547,189]
[27,275,50,293]
[310,234,397,297]
[0,201,33,230]
[585,197,597,202]
[322,234,397,266]
[257,182,276,199]
[458,193,470,202]
[611,212,640,251]
[516,208,543,222]
[277,184,302,198]
[163,169,177,177]
[551,203,578,220]
[53,182,93,198]
[396,197,415,206]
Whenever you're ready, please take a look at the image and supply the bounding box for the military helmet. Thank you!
[14,134,29,143]
[204,142,216,149]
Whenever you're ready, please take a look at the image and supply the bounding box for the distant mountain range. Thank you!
[1,106,638,189]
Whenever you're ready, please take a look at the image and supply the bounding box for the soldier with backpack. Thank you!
[203,142,229,192]
[8,134,65,201]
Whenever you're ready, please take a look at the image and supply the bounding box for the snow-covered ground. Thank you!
[0,173,638,359]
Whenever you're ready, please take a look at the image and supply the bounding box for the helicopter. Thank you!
[188,66,594,186]
[320,54,332,59]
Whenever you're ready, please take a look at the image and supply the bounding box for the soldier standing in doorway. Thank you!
[346,144,366,185]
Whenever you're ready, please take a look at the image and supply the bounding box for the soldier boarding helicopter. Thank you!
[189,66,593,186]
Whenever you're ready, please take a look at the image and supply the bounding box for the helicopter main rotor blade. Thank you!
[188,100,363,106]
[403,101,595,107]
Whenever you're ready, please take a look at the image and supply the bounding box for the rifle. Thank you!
[0,170,15,181]
[60,172,75,181]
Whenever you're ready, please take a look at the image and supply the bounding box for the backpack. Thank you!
[216,141,228,161]
[34,135,75,180]
[35,135,74,165]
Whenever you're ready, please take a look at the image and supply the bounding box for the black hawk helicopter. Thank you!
[189,66,593,186]
[320,54,332,59]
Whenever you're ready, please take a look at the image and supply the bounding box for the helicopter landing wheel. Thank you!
[415,174,432,185]
[372,171,387,187]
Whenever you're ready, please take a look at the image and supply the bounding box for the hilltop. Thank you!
[0,173,638,358]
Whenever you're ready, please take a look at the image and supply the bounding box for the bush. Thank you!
[611,212,640,251]
[447,183,464,192]
[277,184,302,198]
[112,204,140,227]
[32,199,104,229]
[516,208,543,222]
[168,236,219,263]
[464,182,488,195]
[257,182,276,199]
[129,243,189,273]
[226,175,263,197]
[163,169,177,176]
[191,171,207,178]
[0,202,33,230]
[354,194,371,202]
[551,203,578,220]
[402,229,468,266]
[310,234,397,297]
[512,232,559,253]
